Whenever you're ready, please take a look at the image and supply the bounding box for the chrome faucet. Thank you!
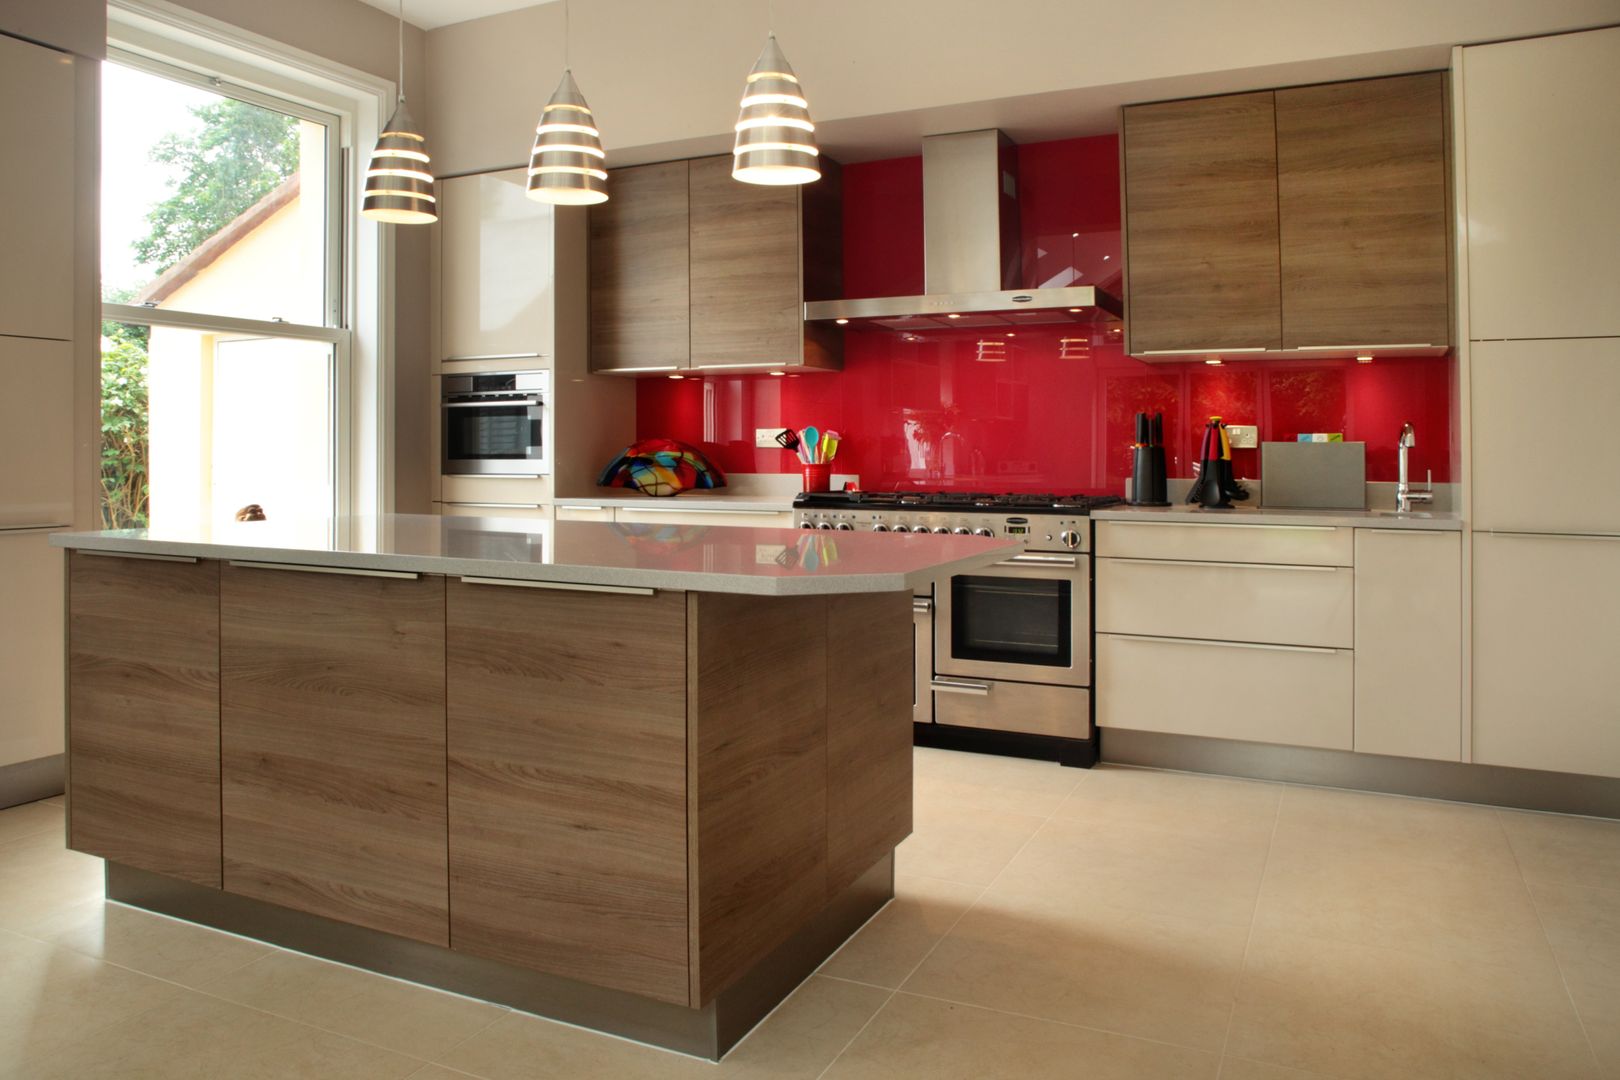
[1395,422,1433,513]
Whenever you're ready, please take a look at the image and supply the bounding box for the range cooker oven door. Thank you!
[934,552,1089,688]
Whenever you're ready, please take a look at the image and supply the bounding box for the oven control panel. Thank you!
[793,510,1091,553]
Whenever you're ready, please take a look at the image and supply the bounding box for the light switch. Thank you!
[1227,425,1258,449]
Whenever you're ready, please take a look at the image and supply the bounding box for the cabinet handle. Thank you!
[460,576,656,596]
[1294,343,1433,351]
[603,365,680,373]
[228,561,419,580]
[1135,347,1271,356]
[931,678,992,695]
[1102,520,1337,532]
[442,353,544,362]
[619,505,785,515]
[1105,633,1340,655]
[439,502,546,509]
[77,549,199,564]
[1485,530,1620,541]
[1006,554,1080,567]
[1110,557,1339,572]
[694,362,792,370]
[558,505,607,511]
[913,598,934,613]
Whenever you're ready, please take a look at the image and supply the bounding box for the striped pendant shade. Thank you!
[362,99,437,224]
[527,69,608,205]
[732,34,820,186]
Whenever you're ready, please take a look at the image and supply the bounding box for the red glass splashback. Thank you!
[636,134,1455,492]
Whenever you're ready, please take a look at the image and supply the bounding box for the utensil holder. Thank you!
[800,463,832,493]
[1130,446,1170,506]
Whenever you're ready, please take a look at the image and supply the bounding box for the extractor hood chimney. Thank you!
[805,129,1121,329]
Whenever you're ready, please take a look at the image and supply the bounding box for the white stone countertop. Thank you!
[1093,504,1463,530]
[51,514,1020,596]
[553,493,796,512]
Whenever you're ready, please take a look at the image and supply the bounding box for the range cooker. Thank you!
[794,491,1122,766]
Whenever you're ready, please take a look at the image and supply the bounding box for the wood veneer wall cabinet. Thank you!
[1122,75,1451,358]
[220,565,450,946]
[688,154,843,372]
[1276,74,1450,349]
[588,160,691,373]
[0,32,75,343]
[67,554,222,888]
[1122,91,1282,355]
[445,581,691,1005]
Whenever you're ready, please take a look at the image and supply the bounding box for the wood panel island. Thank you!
[51,515,1016,1059]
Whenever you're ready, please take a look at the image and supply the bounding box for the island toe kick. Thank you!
[62,550,918,1060]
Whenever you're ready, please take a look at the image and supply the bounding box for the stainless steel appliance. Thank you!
[794,491,1120,765]
[440,370,550,476]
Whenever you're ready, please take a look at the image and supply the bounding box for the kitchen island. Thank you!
[52,515,1017,1059]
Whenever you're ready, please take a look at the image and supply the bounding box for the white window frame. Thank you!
[103,0,403,519]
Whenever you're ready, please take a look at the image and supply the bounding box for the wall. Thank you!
[637,135,1455,494]
[423,0,1619,173]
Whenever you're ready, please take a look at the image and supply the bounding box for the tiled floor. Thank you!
[2,754,1617,1078]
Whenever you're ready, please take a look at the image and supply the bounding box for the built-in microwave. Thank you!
[440,370,550,476]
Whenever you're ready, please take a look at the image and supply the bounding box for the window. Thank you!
[99,46,350,531]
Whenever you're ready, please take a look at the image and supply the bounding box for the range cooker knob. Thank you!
[1059,529,1082,549]
[973,527,994,537]
[799,521,815,529]
[952,527,971,535]
[835,522,854,531]
[893,525,910,533]
[933,526,952,535]
[871,523,889,532]
[816,521,833,530]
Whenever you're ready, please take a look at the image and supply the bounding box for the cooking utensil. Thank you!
[774,428,800,451]
[801,426,820,463]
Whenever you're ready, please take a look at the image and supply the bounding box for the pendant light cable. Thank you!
[396,0,405,102]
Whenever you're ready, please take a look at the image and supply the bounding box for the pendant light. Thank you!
[362,0,437,224]
[731,22,820,186]
[527,0,608,205]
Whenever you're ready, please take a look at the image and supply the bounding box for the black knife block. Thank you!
[1129,446,1170,506]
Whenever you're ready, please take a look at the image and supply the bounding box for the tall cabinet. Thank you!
[0,15,97,807]
[1460,28,1620,778]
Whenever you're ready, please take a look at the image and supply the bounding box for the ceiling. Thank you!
[355,0,557,31]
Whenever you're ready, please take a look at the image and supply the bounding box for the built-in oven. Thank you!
[441,370,550,476]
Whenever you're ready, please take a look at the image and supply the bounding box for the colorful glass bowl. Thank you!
[597,439,727,497]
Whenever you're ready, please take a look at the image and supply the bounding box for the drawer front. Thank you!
[436,502,549,520]
[1096,520,1353,566]
[1097,557,1353,648]
[1097,633,1352,750]
[931,678,1091,740]
[555,506,614,522]
[615,507,794,529]
[439,475,550,505]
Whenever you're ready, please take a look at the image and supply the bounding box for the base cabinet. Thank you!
[1353,530,1462,761]
[1473,532,1620,778]
[220,565,450,945]
[67,553,222,887]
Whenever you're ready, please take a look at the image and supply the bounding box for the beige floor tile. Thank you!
[1502,810,1620,888]
[1217,1059,1339,1079]
[0,828,104,932]
[902,889,1248,1052]
[1054,765,1282,843]
[894,799,1047,887]
[42,794,65,807]
[992,814,1269,928]
[912,746,1082,818]
[824,992,1219,1079]
[21,898,271,988]
[818,873,983,988]
[1253,840,1555,970]
[1529,881,1620,990]
[1565,975,1620,1077]
[1272,786,1522,877]
[438,974,887,1079]
[405,1067,485,1080]
[0,798,64,845]
[0,929,194,1068]
[1,986,421,1080]
[198,947,506,1061]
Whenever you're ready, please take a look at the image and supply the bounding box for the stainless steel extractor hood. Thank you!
[805,129,1122,329]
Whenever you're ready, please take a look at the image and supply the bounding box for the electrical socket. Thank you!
[755,428,785,449]
[1226,425,1259,449]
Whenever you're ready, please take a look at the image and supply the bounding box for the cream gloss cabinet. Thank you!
[436,168,556,367]
[0,32,75,343]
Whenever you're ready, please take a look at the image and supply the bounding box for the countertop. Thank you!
[554,493,796,512]
[51,514,1019,596]
[1093,504,1463,530]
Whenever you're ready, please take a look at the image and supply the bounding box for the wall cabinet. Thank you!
[1,530,65,771]
[1460,27,1620,340]
[1123,74,1451,358]
[588,160,691,374]
[67,553,222,888]
[1470,337,1620,535]
[220,564,450,945]
[1353,529,1462,761]
[589,156,841,374]
[1473,532,1620,778]
[437,168,556,365]
[0,336,75,529]
[0,33,75,342]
